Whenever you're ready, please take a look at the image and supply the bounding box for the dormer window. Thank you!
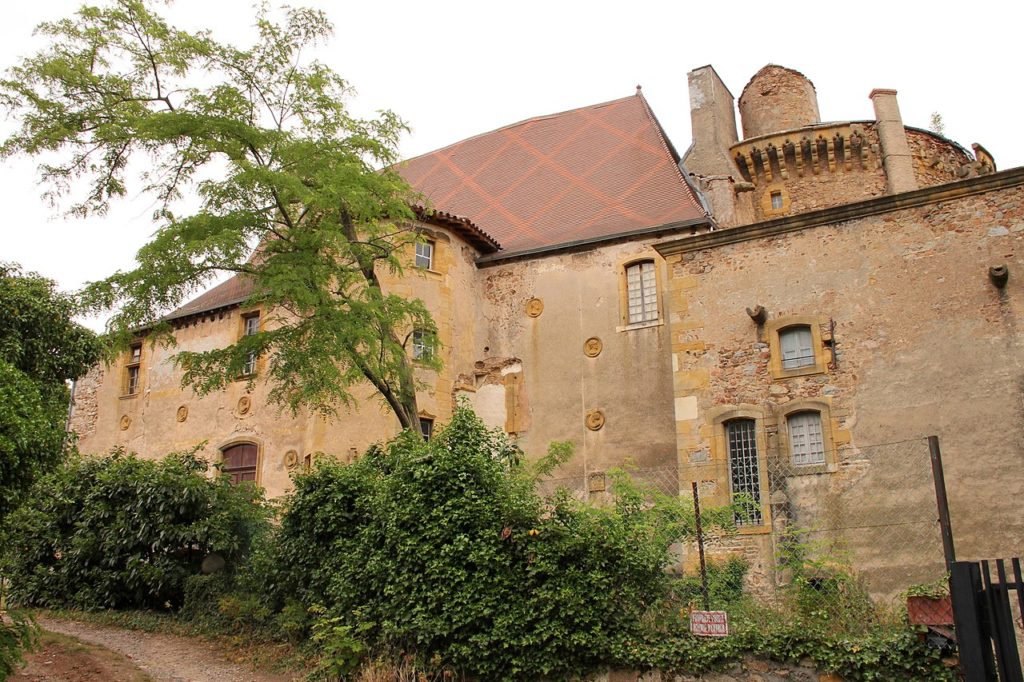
[770,191,783,210]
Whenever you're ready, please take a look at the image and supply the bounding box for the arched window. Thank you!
[725,418,763,525]
[222,443,258,484]
[787,411,825,466]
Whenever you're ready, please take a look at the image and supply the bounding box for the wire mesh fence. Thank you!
[531,436,951,627]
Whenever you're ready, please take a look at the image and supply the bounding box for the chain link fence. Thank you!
[532,437,952,628]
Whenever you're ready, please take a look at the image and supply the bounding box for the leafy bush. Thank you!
[270,406,728,680]
[0,610,37,681]
[2,448,271,610]
[776,526,877,633]
[674,556,749,609]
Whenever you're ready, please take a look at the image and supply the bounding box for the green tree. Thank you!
[0,264,101,519]
[0,1,438,433]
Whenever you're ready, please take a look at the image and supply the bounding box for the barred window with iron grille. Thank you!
[626,260,658,324]
[788,411,826,466]
[726,418,763,525]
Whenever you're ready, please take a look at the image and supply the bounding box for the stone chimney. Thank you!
[870,89,918,194]
[683,66,753,227]
[683,65,739,177]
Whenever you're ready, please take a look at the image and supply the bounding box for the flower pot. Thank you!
[907,595,954,626]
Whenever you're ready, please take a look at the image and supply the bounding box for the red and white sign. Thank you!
[689,610,729,637]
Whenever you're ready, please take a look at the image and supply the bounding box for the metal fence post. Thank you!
[927,435,956,573]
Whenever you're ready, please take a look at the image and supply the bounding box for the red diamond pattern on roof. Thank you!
[399,91,705,253]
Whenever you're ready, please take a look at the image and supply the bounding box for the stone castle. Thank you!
[71,64,1023,594]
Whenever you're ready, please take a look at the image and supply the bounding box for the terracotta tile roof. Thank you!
[170,92,705,318]
[410,206,500,252]
[165,212,497,320]
[398,90,706,254]
[166,275,254,321]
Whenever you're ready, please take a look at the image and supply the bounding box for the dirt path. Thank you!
[25,617,299,682]
[10,630,154,682]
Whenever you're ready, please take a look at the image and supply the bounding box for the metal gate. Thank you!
[951,558,1024,681]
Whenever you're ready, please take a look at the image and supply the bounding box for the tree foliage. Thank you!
[267,406,733,679]
[1,448,271,611]
[0,264,100,519]
[1,0,437,430]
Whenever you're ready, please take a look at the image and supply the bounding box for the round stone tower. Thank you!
[738,65,821,139]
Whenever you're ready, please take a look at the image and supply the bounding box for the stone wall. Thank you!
[737,65,821,140]
[658,170,1024,593]
[907,128,974,188]
[595,656,844,681]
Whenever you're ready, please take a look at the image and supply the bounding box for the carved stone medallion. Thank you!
[119,415,131,431]
[585,409,605,431]
[176,405,189,422]
[284,450,299,469]
[237,396,252,415]
[525,297,544,318]
[583,337,603,357]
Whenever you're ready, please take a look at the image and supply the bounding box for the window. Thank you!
[766,316,828,379]
[726,419,763,525]
[222,443,258,484]
[420,418,434,442]
[242,312,260,376]
[412,329,434,361]
[788,411,826,466]
[770,191,783,210]
[779,325,814,370]
[124,343,142,395]
[625,260,658,324]
[415,240,434,269]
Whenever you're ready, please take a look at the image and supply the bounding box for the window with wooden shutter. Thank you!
[788,411,825,466]
[222,443,258,484]
[626,260,658,324]
[780,326,814,370]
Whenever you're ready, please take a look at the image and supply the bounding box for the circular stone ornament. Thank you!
[237,396,252,415]
[119,415,132,431]
[176,405,189,422]
[585,409,606,431]
[525,297,544,317]
[583,337,603,357]
[284,450,299,469]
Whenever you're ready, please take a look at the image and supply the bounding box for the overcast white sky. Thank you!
[4,0,1023,330]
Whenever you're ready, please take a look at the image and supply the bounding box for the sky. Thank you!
[3,0,1023,331]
